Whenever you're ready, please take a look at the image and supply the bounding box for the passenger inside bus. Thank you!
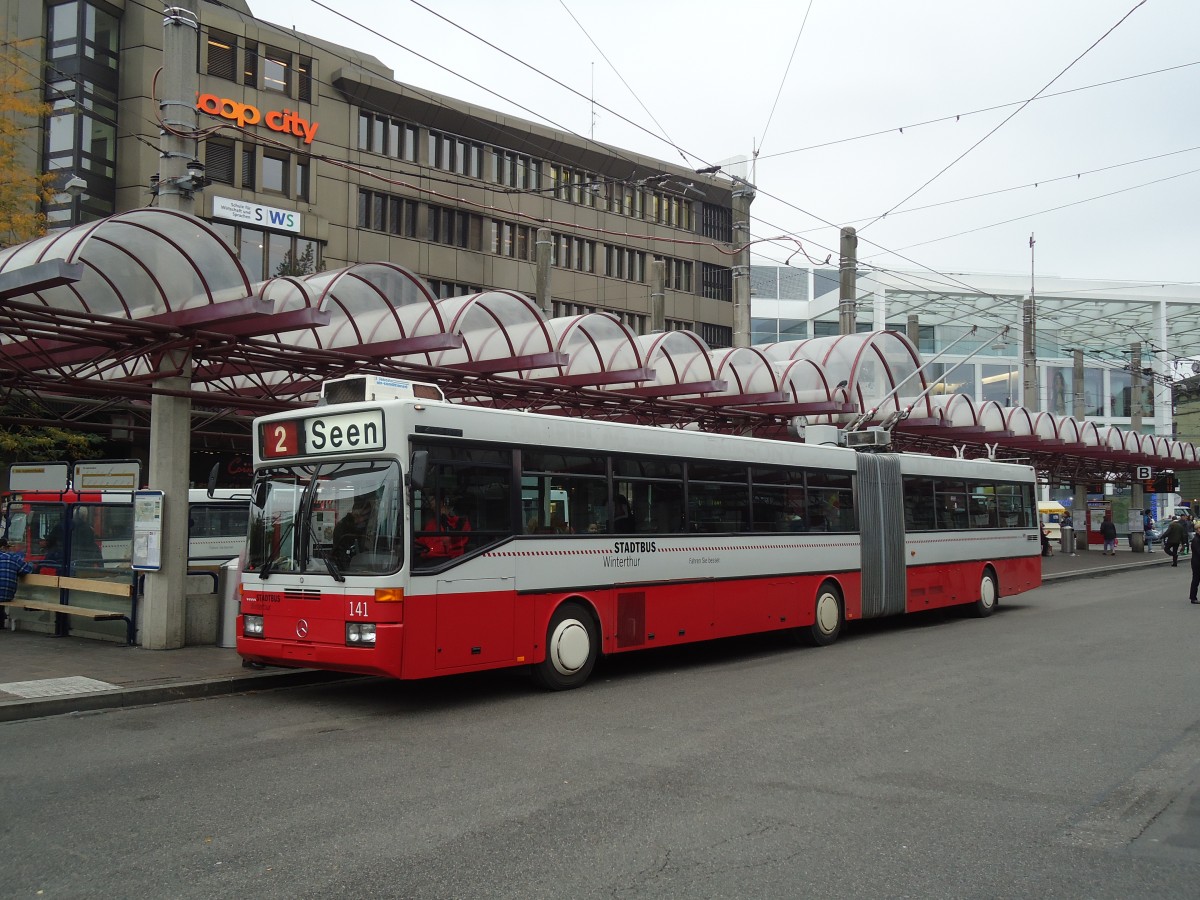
[416,497,471,559]
[332,497,374,567]
[614,495,636,532]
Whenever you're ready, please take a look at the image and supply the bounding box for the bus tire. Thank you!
[972,568,998,618]
[801,581,843,646]
[533,601,599,690]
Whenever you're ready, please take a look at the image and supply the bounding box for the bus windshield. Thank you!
[247,460,402,577]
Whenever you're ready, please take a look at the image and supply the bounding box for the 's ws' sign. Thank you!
[212,196,301,233]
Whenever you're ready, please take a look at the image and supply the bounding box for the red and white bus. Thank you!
[238,376,1041,689]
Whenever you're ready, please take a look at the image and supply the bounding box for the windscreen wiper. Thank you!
[320,550,346,583]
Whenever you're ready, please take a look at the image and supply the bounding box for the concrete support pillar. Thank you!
[906,314,920,348]
[142,366,192,649]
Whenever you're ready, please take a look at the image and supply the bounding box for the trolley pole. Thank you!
[1130,341,1146,551]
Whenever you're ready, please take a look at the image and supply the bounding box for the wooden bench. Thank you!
[2,573,136,645]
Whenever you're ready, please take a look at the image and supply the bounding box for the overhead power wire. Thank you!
[754,59,1200,163]
[757,0,814,153]
[858,0,1150,233]
[864,166,1200,258]
[555,0,688,166]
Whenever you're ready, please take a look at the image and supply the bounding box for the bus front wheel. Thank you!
[533,601,598,690]
[802,582,843,646]
[972,568,998,618]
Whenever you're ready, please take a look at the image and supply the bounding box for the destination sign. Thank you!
[260,409,385,459]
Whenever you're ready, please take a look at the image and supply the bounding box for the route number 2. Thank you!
[261,420,300,458]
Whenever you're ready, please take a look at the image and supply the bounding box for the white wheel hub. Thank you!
[549,619,590,675]
[815,592,839,634]
[980,576,997,609]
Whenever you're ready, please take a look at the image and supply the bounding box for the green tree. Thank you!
[274,242,324,277]
[0,41,56,248]
[0,400,105,468]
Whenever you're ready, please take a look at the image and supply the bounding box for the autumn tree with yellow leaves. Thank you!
[0,41,57,249]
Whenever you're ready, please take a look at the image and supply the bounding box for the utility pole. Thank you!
[649,258,666,332]
[839,227,857,335]
[143,1,200,650]
[1022,234,1038,408]
[1073,348,1088,553]
[535,227,552,317]
[731,177,755,348]
[1130,341,1146,551]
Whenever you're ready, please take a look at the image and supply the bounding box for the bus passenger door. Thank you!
[856,454,907,617]
[434,577,516,670]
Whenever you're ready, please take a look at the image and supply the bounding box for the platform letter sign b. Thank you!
[1136,466,1153,481]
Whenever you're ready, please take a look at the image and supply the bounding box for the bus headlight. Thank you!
[243,614,264,637]
[346,622,376,646]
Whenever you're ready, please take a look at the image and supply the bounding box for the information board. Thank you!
[132,490,164,571]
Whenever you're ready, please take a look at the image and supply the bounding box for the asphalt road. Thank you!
[6,566,1200,899]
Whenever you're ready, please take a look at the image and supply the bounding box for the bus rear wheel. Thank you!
[533,601,598,690]
[972,568,998,618]
[801,582,843,646]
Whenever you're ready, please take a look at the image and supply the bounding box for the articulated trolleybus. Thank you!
[238,375,1041,689]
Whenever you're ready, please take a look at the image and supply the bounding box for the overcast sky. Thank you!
[250,0,1199,286]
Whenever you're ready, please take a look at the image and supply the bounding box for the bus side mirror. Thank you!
[409,451,429,491]
[207,462,220,499]
[251,481,269,509]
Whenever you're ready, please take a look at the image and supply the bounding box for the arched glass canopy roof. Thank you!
[1,210,1195,476]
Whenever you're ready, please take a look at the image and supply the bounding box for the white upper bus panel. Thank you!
[322,375,444,405]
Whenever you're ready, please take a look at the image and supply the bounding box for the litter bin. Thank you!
[1059,525,1075,556]
[216,557,241,649]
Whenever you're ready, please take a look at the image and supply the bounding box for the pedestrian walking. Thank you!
[1165,516,1188,567]
[1188,523,1200,605]
[1144,510,1156,553]
[1099,513,1118,555]
[1181,515,1191,556]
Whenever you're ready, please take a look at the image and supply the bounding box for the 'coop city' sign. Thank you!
[196,94,320,144]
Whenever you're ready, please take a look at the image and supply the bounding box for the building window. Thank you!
[357,189,416,237]
[699,323,733,349]
[241,146,255,189]
[42,1,120,229]
[205,137,235,185]
[358,112,418,162]
[428,205,482,250]
[206,29,237,81]
[493,150,540,189]
[701,263,732,301]
[426,279,480,299]
[295,158,310,201]
[262,151,288,193]
[428,131,483,177]
[217,224,323,280]
[243,43,258,87]
[702,204,732,242]
[298,56,314,103]
[262,46,290,94]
